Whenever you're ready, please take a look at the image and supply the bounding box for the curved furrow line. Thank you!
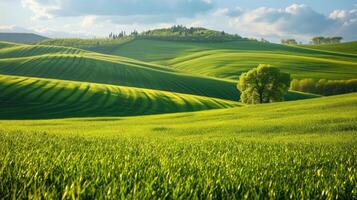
[39,55,70,79]
[50,55,78,80]
[12,46,30,58]
[62,56,86,81]
[55,55,78,79]
[72,84,91,103]
[26,55,61,78]
[44,82,70,103]
[75,85,107,112]
[103,86,128,113]
[8,80,50,101]
[139,91,154,115]
[2,79,42,99]
[56,84,82,103]
[99,86,114,108]
[0,77,30,94]
[0,56,39,75]
[33,81,62,101]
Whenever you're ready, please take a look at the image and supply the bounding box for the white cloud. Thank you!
[329,10,347,20]
[21,0,60,19]
[81,15,96,28]
[218,4,357,41]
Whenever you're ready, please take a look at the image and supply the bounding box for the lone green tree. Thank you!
[237,65,291,104]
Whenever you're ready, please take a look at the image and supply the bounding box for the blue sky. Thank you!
[0,0,356,42]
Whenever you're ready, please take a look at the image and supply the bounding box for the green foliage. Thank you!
[138,25,244,42]
[291,78,357,95]
[238,65,291,104]
[281,39,298,45]
[311,36,343,45]
[0,93,356,198]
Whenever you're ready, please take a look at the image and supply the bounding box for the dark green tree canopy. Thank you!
[237,65,291,104]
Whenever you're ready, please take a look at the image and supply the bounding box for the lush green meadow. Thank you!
[0,74,239,119]
[300,41,357,54]
[123,39,357,80]
[0,36,356,199]
[35,38,357,80]
[0,93,356,198]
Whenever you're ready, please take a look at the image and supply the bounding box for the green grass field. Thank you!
[0,93,356,198]
[0,36,356,199]
[300,41,357,54]
[115,39,357,80]
[0,74,239,119]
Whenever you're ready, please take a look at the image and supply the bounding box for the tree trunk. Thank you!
[259,92,263,103]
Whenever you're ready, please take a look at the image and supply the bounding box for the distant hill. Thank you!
[138,25,245,42]
[0,33,48,44]
[300,41,357,54]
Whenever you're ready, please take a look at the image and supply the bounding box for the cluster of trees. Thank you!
[311,37,343,45]
[290,79,357,96]
[281,39,298,45]
[137,25,244,42]
[237,65,291,104]
[108,30,138,39]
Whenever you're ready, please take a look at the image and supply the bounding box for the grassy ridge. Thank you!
[0,43,239,101]
[0,93,356,198]
[0,75,239,119]
[0,33,47,44]
[168,49,357,80]
[36,37,134,53]
[0,43,317,102]
[300,41,357,54]
[30,39,357,81]
[98,39,357,80]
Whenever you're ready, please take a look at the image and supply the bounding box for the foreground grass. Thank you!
[0,93,356,199]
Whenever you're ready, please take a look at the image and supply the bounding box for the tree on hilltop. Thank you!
[237,65,291,104]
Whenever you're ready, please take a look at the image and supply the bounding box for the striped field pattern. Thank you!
[0,74,239,119]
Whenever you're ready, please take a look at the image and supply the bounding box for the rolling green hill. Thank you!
[37,37,134,53]
[168,49,357,80]
[0,42,317,118]
[0,75,239,119]
[0,42,316,104]
[0,43,239,101]
[47,38,356,81]
[0,33,48,44]
[300,41,357,54]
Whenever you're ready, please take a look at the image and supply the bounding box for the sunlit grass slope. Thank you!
[0,75,239,119]
[37,37,134,53]
[101,39,357,80]
[300,41,357,54]
[0,43,239,101]
[0,93,356,198]
[168,49,357,80]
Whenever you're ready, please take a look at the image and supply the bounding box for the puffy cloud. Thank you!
[81,16,97,28]
[219,4,357,41]
[213,7,242,17]
[21,0,60,19]
[21,0,213,23]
